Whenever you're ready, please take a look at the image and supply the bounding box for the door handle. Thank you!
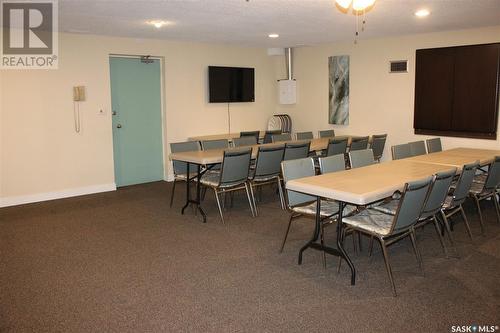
[112,110,117,116]
[117,124,122,128]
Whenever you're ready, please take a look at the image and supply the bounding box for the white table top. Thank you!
[406,147,500,167]
[169,136,359,165]
[286,159,456,205]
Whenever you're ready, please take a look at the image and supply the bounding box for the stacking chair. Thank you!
[201,139,229,171]
[409,141,427,156]
[296,131,314,140]
[318,154,345,174]
[248,145,286,214]
[233,136,257,147]
[318,130,335,138]
[284,141,311,161]
[272,133,292,143]
[374,169,457,257]
[349,149,375,169]
[349,136,369,151]
[370,134,387,162]
[263,130,281,144]
[391,143,411,160]
[240,131,260,143]
[439,162,479,243]
[325,137,348,157]
[280,158,354,253]
[342,177,433,296]
[426,138,442,153]
[169,141,201,207]
[200,148,255,223]
[201,139,229,150]
[469,156,500,230]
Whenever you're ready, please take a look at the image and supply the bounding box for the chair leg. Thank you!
[244,183,256,217]
[472,195,485,235]
[492,192,500,224]
[409,229,424,274]
[214,189,225,224]
[380,238,397,297]
[459,205,474,240]
[277,178,285,210]
[279,214,295,253]
[431,216,448,257]
[249,183,258,216]
[169,179,177,207]
[320,221,327,269]
[368,236,374,257]
[440,210,456,246]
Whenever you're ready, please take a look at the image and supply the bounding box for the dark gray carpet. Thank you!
[0,181,499,332]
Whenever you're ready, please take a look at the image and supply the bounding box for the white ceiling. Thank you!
[60,0,500,47]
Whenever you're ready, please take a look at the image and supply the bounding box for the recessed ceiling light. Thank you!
[268,33,279,38]
[148,20,171,28]
[415,9,430,18]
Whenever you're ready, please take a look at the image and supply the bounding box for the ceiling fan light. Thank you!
[352,0,376,11]
[335,0,352,9]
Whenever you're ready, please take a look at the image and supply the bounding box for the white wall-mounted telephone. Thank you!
[73,86,85,133]
[73,86,86,101]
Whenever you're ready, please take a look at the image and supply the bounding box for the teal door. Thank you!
[110,57,164,187]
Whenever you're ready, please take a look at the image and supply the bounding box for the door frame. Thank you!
[109,54,168,183]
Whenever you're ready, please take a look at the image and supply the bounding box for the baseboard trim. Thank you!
[0,183,117,208]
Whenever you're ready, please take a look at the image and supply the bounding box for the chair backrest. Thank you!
[263,130,281,144]
[233,136,257,147]
[350,136,370,151]
[272,133,292,143]
[450,161,479,207]
[318,130,335,138]
[253,145,285,179]
[483,156,500,190]
[296,131,314,140]
[370,134,387,161]
[392,176,433,233]
[409,140,427,156]
[240,131,260,142]
[202,139,229,150]
[349,149,375,169]
[284,141,311,161]
[391,143,411,160]
[218,148,252,187]
[326,137,348,157]
[170,141,201,175]
[281,157,316,207]
[319,154,346,174]
[421,168,457,219]
[426,138,442,153]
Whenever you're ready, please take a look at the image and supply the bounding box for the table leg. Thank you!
[181,162,191,215]
[297,198,356,286]
[337,201,356,285]
[180,162,207,223]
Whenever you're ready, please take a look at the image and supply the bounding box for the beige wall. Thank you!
[0,33,276,205]
[275,25,500,159]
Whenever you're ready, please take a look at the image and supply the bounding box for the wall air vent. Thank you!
[389,60,408,73]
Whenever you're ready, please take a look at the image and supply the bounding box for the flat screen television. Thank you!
[208,66,255,103]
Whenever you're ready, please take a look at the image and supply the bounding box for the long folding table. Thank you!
[286,159,457,285]
[169,136,362,222]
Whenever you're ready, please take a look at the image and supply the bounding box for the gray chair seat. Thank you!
[292,200,356,217]
[200,172,245,188]
[343,209,393,236]
[175,172,198,180]
[372,200,398,215]
[249,169,279,182]
[473,173,487,184]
